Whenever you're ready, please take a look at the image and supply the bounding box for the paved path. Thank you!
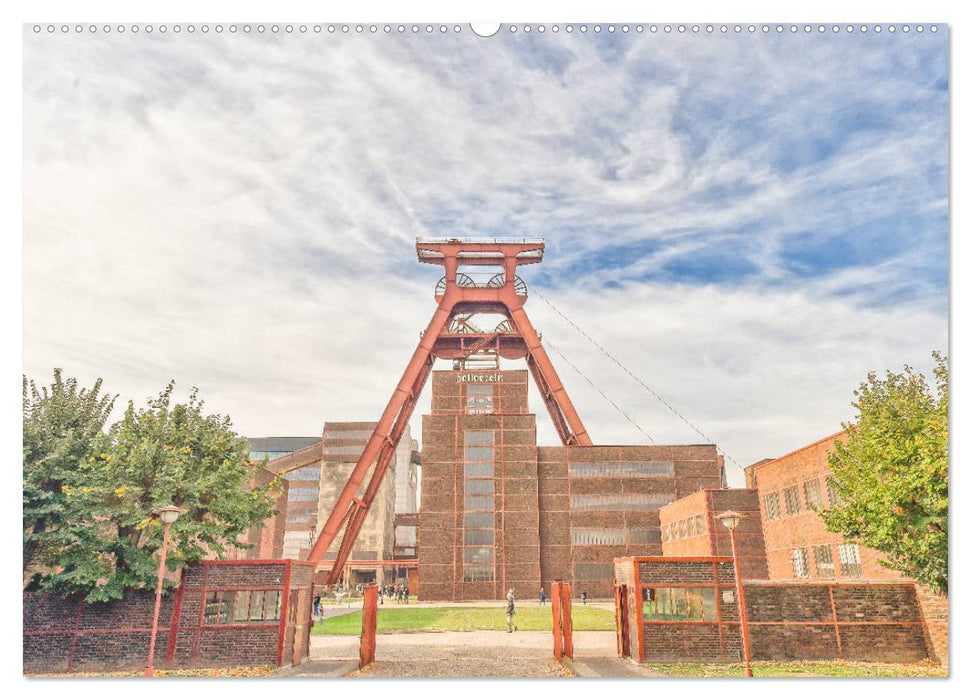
[300,630,658,678]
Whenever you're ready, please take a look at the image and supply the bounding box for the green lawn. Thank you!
[313,605,616,635]
[647,660,947,678]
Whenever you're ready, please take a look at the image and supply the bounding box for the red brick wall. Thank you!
[24,560,314,674]
[659,489,769,579]
[620,557,932,663]
[746,431,902,582]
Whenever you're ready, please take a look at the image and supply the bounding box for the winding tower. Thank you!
[307,238,591,580]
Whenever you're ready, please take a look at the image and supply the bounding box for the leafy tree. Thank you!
[23,370,116,586]
[24,376,279,602]
[821,352,948,594]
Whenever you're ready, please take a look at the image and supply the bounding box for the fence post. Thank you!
[551,580,563,661]
[360,584,378,668]
[561,582,574,660]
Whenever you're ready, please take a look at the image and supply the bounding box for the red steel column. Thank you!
[360,584,378,668]
[307,292,456,565]
[561,582,574,660]
[507,300,591,446]
[551,580,563,661]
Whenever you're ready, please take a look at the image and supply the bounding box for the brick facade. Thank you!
[419,369,723,600]
[23,560,314,674]
[616,557,931,664]
[744,430,948,662]
[659,489,769,579]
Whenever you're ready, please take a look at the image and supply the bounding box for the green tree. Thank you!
[23,370,117,586]
[24,376,279,602]
[821,352,948,593]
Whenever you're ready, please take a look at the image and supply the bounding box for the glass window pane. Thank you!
[465,495,493,511]
[264,591,280,621]
[701,587,717,620]
[234,591,251,621]
[465,479,494,494]
[249,591,265,620]
[464,431,494,446]
[465,512,494,528]
[467,384,492,396]
[465,529,494,545]
[465,462,494,478]
[464,446,494,462]
[464,546,493,563]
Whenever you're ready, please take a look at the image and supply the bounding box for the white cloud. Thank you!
[23,29,948,487]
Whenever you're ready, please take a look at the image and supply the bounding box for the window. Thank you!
[572,528,626,546]
[763,492,782,521]
[463,430,495,582]
[813,544,835,578]
[288,487,319,502]
[466,384,494,414]
[783,486,802,516]
[286,466,320,482]
[694,515,706,535]
[206,590,281,625]
[643,587,717,621]
[568,461,675,478]
[570,493,675,511]
[827,477,842,506]
[838,543,862,577]
[803,479,824,510]
[792,548,810,578]
[685,517,695,538]
[661,524,671,542]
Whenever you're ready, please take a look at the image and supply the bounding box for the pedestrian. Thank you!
[581,591,587,605]
[335,588,343,606]
[313,593,321,618]
[506,588,517,633]
[403,586,409,604]
[539,589,547,605]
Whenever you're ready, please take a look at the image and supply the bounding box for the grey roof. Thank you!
[246,436,320,452]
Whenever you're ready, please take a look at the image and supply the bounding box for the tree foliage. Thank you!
[820,352,948,594]
[23,369,117,585]
[24,373,279,602]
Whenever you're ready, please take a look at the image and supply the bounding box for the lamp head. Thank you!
[716,510,744,530]
[156,505,186,525]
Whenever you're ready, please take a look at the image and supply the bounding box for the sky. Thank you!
[22,24,948,486]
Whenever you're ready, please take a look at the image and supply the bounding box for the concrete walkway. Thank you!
[295,629,659,678]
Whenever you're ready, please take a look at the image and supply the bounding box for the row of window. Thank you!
[571,527,660,546]
[763,476,839,522]
[203,589,282,625]
[287,487,319,502]
[568,461,675,478]
[791,543,862,578]
[570,492,676,511]
[286,466,320,481]
[661,515,707,543]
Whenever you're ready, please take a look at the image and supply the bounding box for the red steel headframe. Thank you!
[306,238,592,579]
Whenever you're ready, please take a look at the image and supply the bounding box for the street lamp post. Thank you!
[717,510,753,677]
[144,505,185,677]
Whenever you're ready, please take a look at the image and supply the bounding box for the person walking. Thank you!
[539,589,547,605]
[581,591,587,605]
[313,594,321,618]
[506,589,517,633]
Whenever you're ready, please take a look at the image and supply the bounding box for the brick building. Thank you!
[641,430,948,664]
[659,488,769,579]
[418,368,725,600]
[246,424,420,587]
